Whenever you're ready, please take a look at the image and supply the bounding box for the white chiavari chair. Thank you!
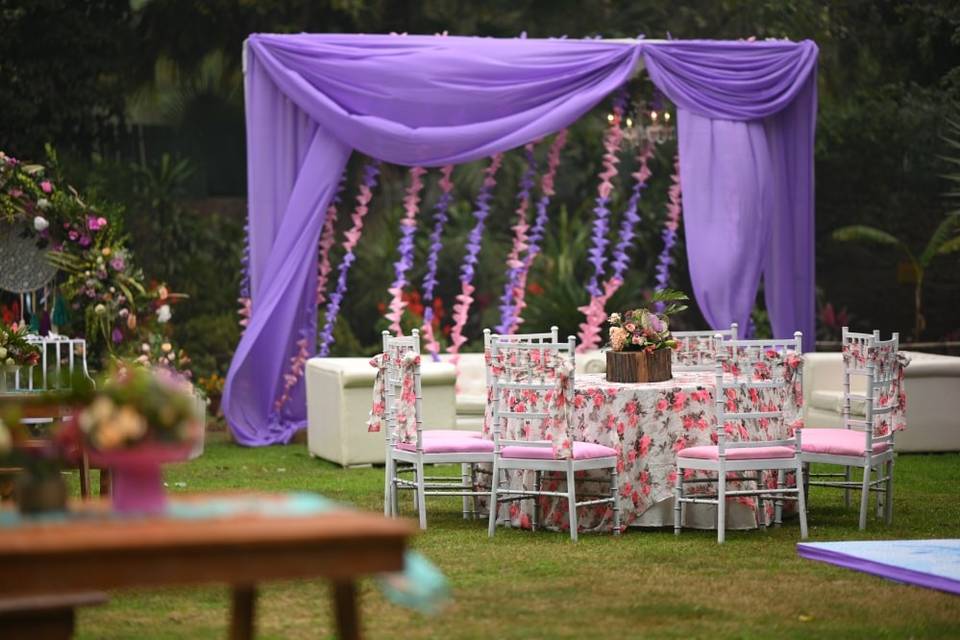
[674,332,808,543]
[800,328,904,529]
[380,330,494,530]
[486,335,620,542]
[671,323,738,372]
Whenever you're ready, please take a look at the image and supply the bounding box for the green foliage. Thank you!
[0,0,133,159]
[59,439,960,638]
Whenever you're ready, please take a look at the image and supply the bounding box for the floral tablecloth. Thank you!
[489,372,797,532]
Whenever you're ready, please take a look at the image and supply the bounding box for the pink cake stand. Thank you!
[87,442,193,515]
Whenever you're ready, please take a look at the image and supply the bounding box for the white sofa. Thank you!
[802,350,960,453]
[437,349,608,430]
[305,357,458,466]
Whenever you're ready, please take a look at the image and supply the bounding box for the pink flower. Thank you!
[40,180,52,193]
[672,391,687,411]
[639,434,651,455]
[87,216,108,231]
[656,398,668,412]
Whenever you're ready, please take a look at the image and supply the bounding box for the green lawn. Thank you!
[74,433,960,639]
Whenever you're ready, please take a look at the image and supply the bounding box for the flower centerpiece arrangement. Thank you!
[64,361,203,513]
[605,289,688,383]
[0,323,41,390]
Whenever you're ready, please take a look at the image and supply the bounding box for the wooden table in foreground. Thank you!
[0,494,413,639]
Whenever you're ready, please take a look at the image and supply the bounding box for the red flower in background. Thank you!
[527,282,544,295]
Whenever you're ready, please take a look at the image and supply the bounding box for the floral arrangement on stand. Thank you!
[0,148,191,374]
[71,362,201,451]
[0,323,41,369]
[605,289,688,383]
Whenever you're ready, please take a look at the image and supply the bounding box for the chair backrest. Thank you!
[481,327,560,437]
[713,332,803,453]
[380,329,424,450]
[841,327,903,444]
[672,323,738,371]
[487,334,576,459]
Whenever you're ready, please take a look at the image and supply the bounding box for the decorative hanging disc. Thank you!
[0,223,58,294]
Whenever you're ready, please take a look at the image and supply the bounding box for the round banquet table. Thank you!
[491,372,792,533]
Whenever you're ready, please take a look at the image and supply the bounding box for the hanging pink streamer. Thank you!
[510,129,568,333]
[316,192,342,305]
[421,165,455,360]
[274,335,311,411]
[577,96,627,352]
[386,166,427,334]
[447,154,503,370]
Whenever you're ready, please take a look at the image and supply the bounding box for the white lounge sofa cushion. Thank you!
[306,357,457,466]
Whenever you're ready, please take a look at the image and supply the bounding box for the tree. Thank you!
[0,0,134,158]
[832,214,960,341]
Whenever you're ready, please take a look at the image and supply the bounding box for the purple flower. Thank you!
[79,235,92,247]
[111,327,123,344]
[40,180,52,194]
[110,257,125,271]
[68,230,79,241]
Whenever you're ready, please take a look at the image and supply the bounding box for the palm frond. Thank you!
[832,225,903,247]
[920,214,960,265]
[936,235,960,256]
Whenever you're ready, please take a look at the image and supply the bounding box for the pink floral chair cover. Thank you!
[487,345,575,459]
[368,347,420,445]
[673,334,716,367]
[678,342,806,523]
[841,340,909,436]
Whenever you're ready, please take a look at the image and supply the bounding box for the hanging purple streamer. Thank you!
[239,222,251,299]
[586,88,629,297]
[517,130,568,290]
[496,144,538,333]
[653,154,682,312]
[609,144,655,282]
[318,161,381,356]
[459,155,503,285]
[421,165,455,361]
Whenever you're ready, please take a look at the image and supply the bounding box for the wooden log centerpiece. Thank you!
[606,348,672,383]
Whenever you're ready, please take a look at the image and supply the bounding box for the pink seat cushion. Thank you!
[501,441,617,460]
[800,428,891,456]
[397,434,494,454]
[677,445,796,460]
[424,429,482,439]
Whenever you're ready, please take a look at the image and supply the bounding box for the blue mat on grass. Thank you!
[798,539,960,595]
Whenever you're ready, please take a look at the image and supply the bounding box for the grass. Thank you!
[73,432,960,639]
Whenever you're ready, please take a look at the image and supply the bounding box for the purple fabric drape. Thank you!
[226,34,817,446]
[642,41,818,342]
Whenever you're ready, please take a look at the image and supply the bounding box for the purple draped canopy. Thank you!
[226,34,818,446]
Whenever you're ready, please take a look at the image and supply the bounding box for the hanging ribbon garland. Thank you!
[495,142,538,334]
[274,177,348,413]
[385,166,427,334]
[653,154,682,312]
[318,160,381,357]
[421,165,455,361]
[576,90,628,352]
[237,223,252,333]
[446,154,503,366]
[608,142,655,290]
[316,176,346,306]
[509,129,568,333]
